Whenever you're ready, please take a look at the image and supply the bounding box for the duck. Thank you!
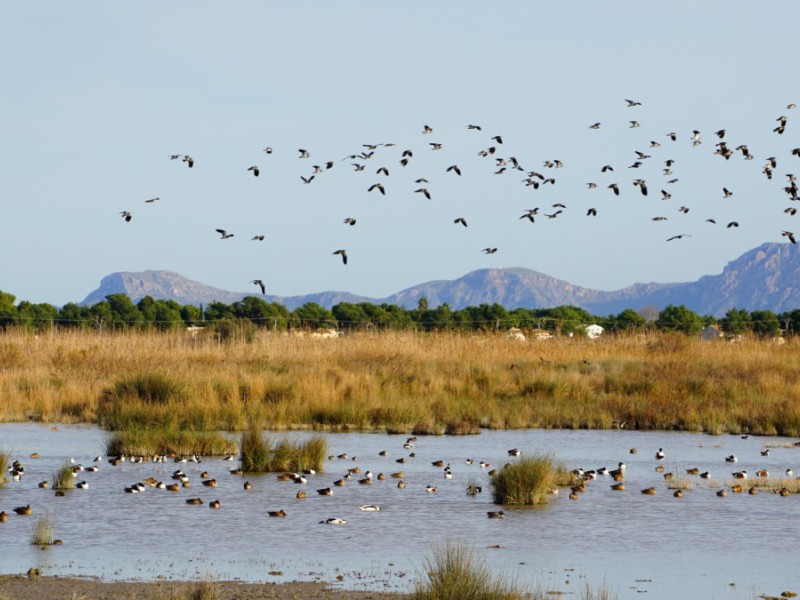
[38,481,49,489]
[296,491,306,499]
[673,490,683,498]
[700,471,712,479]
[731,484,743,493]
[426,485,438,493]
[725,455,738,463]
[431,460,445,468]
[479,461,491,469]
[185,497,203,505]
[717,489,727,497]
[596,467,609,476]
[641,487,656,495]
[166,483,181,491]
[779,488,791,497]
[611,483,625,491]
[13,505,32,516]
[319,518,347,525]
[202,479,217,487]
[268,510,287,518]
[76,481,89,489]
[487,511,505,519]
[761,449,770,457]
[0,511,6,522]
[787,469,794,477]
[749,487,758,495]
[397,481,406,489]
[686,468,700,475]
[508,449,521,457]
[243,481,253,491]
[655,448,665,460]
[209,500,221,509]
[358,505,381,512]
[317,488,333,496]
[655,465,665,473]
[732,471,747,479]
[756,470,769,478]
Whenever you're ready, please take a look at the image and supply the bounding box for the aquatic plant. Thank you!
[52,461,75,490]
[413,539,524,600]
[30,513,54,546]
[0,449,8,487]
[240,425,326,473]
[105,428,237,457]
[490,454,568,505]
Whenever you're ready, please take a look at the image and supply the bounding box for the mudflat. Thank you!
[0,575,407,600]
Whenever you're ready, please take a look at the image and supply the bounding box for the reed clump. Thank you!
[413,539,524,600]
[490,454,567,505]
[240,425,327,473]
[0,449,8,487]
[31,513,54,546]
[105,428,237,457]
[52,461,75,490]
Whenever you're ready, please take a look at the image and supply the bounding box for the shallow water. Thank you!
[0,424,799,599]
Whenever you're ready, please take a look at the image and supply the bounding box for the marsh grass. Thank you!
[240,425,326,473]
[105,428,237,457]
[490,454,568,505]
[31,513,54,546]
[0,449,8,487]
[413,539,524,600]
[52,461,75,490]
[2,329,800,436]
[741,477,800,493]
[665,477,694,490]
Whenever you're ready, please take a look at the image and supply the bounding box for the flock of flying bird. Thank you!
[119,99,800,296]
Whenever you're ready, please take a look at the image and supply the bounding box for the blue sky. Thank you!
[2,2,798,305]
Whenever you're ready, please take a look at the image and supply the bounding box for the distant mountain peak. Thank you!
[80,242,800,316]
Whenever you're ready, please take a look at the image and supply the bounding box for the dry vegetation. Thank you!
[1,328,800,436]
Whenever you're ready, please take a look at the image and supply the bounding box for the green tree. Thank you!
[332,303,368,330]
[293,303,335,329]
[58,302,90,328]
[153,300,185,331]
[720,308,751,335]
[655,304,703,335]
[105,294,143,328]
[750,310,781,337]
[615,308,647,332]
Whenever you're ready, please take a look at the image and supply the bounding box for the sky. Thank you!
[2,2,799,306]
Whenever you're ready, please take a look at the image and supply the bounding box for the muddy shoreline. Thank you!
[0,575,408,599]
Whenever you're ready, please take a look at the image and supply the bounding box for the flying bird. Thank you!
[782,230,797,244]
[343,218,357,226]
[422,125,433,134]
[247,166,260,177]
[608,183,620,196]
[298,149,310,158]
[120,211,132,222]
[626,99,642,107]
[251,235,265,241]
[333,249,348,265]
[144,197,160,203]
[415,188,431,200]
[587,208,597,217]
[251,280,266,295]
[667,234,691,241]
[601,165,614,172]
[216,229,234,239]
[368,183,386,195]
[182,155,194,168]
[376,166,389,176]
[629,121,640,128]
[446,164,462,175]
[482,247,498,254]
[453,217,468,227]
[589,123,601,129]
[429,142,443,150]
[301,175,315,184]
[727,221,739,228]
[491,135,503,144]
[723,187,733,198]
[467,124,482,130]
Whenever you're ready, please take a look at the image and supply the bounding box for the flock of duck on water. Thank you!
[118,99,800,294]
[2,433,799,527]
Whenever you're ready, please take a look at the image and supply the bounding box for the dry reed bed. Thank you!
[1,329,800,435]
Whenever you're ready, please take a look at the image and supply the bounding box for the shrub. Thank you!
[240,425,326,473]
[31,513,54,546]
[52,461,75,491]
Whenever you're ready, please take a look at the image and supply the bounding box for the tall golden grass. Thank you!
[1,328,800,435]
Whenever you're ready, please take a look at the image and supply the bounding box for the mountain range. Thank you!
[80,242,800,317]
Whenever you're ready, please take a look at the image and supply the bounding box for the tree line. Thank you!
[0,290,797,337]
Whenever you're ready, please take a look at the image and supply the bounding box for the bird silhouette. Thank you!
[333,249,348,265]
[782,230,797,244]
[247,166,260,177]
[251,280,266,295]
[251,235,265,241]
[368,183,386,195]
[120,211,132,222]
[343,218,357,226]
[482,247,498,254]
[216,229,234,239]
[414,188,431,200]
[667,234,691,241]
[453,217,468,227]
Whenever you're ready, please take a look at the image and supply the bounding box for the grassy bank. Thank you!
[1,328,800,435]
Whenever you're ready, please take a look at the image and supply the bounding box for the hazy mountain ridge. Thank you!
[80,243,800,317]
